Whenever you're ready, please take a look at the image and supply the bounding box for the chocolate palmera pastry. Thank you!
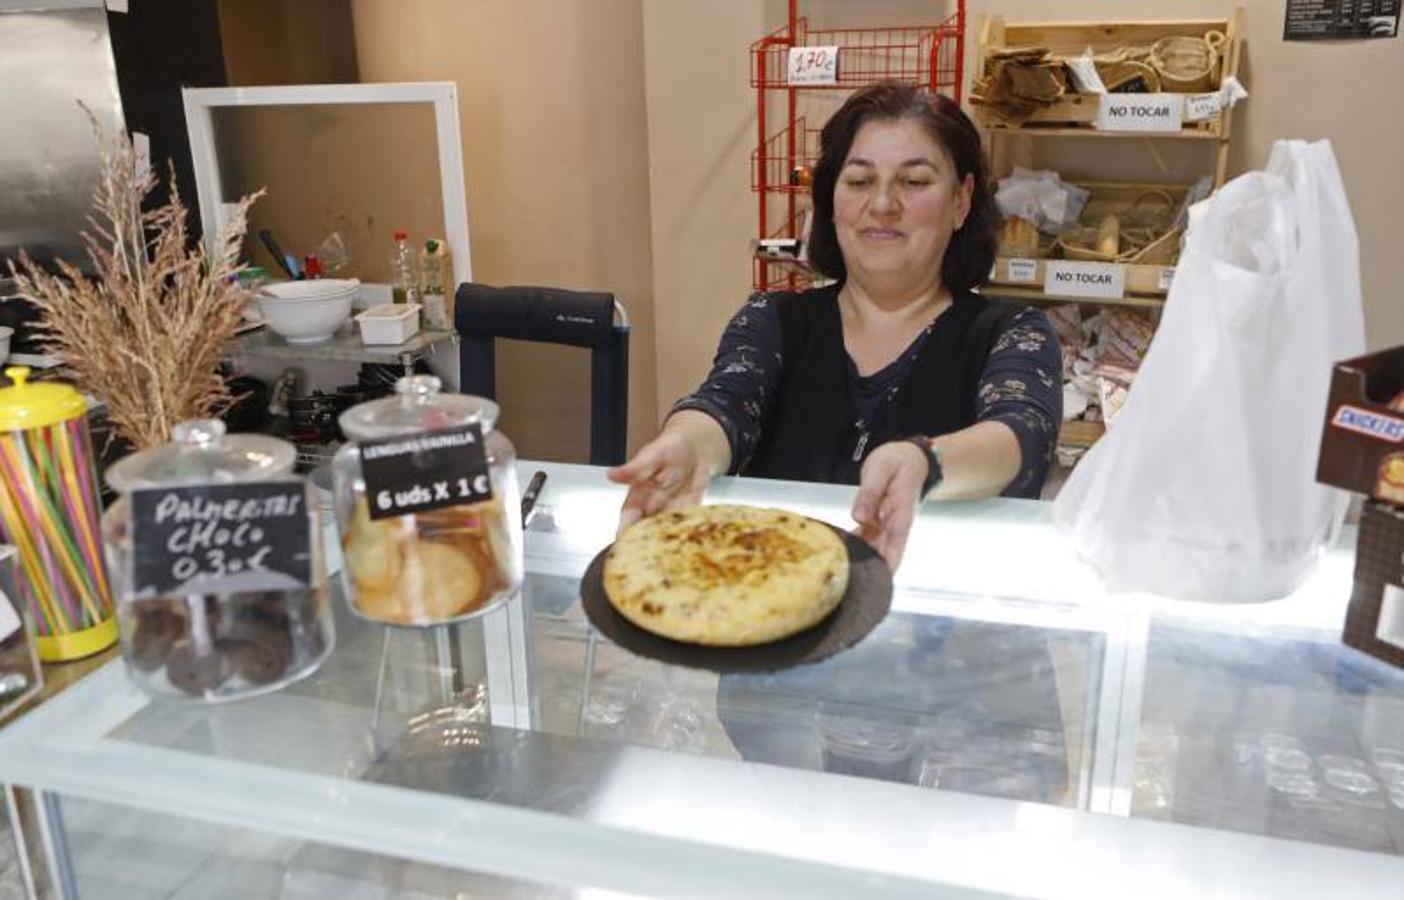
[165,640,232,695]
[218,619,294,685]
[129,603,187,672]
[237,592,292,625]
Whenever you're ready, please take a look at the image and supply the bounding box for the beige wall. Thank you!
[222,2,1403,451]
[218,0,358,87]
[347,0,659,464]
[641,1,772,420]
[222,0,659,464]
[643,0,1404,426]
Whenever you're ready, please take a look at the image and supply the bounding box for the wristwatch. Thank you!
[904,435,944,499]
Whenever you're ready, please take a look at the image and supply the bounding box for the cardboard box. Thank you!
[1316,346,1404,502]
[1345,501,1404,668]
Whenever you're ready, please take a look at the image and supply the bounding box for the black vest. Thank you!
[742,285,1022,486]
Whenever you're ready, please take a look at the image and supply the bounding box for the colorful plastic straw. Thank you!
[0,416,113,637]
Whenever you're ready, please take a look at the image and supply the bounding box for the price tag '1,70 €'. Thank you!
[787,46,839,85]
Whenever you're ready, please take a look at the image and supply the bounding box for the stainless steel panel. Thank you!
[0,4,125,274]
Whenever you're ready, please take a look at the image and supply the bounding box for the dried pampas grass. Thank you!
[7,107,262,449]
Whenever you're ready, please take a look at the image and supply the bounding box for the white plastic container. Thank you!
[356,303,422,345]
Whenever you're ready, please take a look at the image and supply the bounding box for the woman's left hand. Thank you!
[850,440,930,570]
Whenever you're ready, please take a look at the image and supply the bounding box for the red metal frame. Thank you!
[750,116,822,194]
[751,0,966,291]
[751,204,813,293]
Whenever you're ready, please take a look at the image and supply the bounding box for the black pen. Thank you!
[520,470,547,528]
[258,229,298,280]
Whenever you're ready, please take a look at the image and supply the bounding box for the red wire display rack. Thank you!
[752,205,814,294]
[751,1,966,292]
[750,116,822,195]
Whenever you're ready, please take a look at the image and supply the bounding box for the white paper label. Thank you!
[1185,93,1222,122]
[787,46,839,85]
[105,0,129,12]
[1379,584,1404,651]
[1044,261,1126,299]
[1095,94,1184,133]
[1007,258,1038,283]
[1158,267,1175,292]
[132,131,151,184]
[0,589,19,642]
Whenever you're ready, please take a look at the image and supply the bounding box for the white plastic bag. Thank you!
[995,168,1090,235]
[1053,140,1366,603]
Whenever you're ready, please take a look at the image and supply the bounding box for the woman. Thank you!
[610,82,1062,568]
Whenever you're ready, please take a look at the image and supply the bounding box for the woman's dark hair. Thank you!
[807,82,998,294]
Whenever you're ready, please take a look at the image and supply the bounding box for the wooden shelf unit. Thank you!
[975,11,1244,182]
[985,179,1187,303]
[973,11,1246,453]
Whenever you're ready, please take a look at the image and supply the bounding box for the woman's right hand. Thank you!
[606,410,730,531]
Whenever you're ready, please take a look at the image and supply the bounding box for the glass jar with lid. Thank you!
[103,420,334,701]
[333,375,523,626]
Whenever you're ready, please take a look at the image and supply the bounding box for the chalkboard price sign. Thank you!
[1285,0,1399,40]
[359,423,493,521]
[130,481,312,598]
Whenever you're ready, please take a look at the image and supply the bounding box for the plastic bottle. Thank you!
[390,230,418,305]
[417,238,453,330]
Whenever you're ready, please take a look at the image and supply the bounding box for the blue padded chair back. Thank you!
[455,283,629,466]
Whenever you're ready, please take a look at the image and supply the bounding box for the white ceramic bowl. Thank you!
[255,279,358,344]
[0,326,12,363]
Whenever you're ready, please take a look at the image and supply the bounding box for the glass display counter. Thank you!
[0,463,1400,898]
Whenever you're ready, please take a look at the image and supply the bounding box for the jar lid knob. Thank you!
[5,366,30,389]
[395,375,442,405]
[171,419,227,449]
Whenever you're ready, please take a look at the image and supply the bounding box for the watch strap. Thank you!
[904,435,943,498]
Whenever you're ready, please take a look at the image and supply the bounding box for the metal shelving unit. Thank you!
[749,1,966,293]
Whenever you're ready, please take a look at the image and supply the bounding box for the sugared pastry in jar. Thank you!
[353,583,403,623]
[341,495,505,624]
[399,540,483,621]
[343,498,402,594]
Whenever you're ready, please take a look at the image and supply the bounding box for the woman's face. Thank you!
[832,117,973,293]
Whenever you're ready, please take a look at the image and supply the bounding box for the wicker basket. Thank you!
[1055,189,1182,264]
[1092,44,1153,66]
[1126,227,1182,265]
[1097,60,1160,93]
[1149,31,1225,93]
[1058,225,1182,264]
[1058,227,1116,262]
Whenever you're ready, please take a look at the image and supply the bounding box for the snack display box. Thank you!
[1318,345,1404,669]
[1317,345,1404,501]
